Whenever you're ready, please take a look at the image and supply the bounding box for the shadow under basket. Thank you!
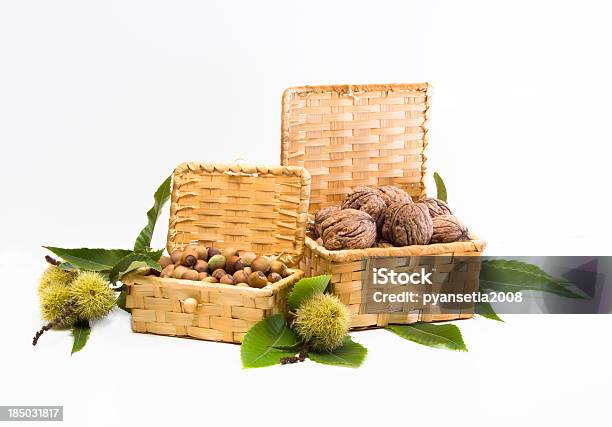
[123,268,303,344]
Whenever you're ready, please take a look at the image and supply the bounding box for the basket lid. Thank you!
[281,83,430,213]
[167,162,311,265]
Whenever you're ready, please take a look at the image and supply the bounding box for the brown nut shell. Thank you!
[418,197,452,218]
[159,256,173,269]
[196,245,209,261]
[207,247,222,257]
[251,256,271,274]
[248,271,268,288]
[381,202,433,246]
[180,246,198,267]
[194,259,208,273]
[225,255,244,275]
[182,269,200,281]
[313,205,341,238]
[170,250,183,264]
[220,274,235,285]
[430,214,470,244]
[172,265,190,279]
[198,271,209,280]
[341,187,386,226]
[233,270,249,284]
[320,208,377,250]
[160,264,175,278]
[267,272,282,283]
[212,269,227,280]
[376,185,412,206]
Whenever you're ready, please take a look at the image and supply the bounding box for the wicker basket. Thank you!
[281,83,486,329]
[123,162,311,343]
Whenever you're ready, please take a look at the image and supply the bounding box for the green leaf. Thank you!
[476,300,504,322]
[309,336,367,368]
[147,248,165,262]
[71,320,91,355]
[108,252,161,284]
[480,260,585,299]
[116,285,131,313]
[241,315,301,368]
[134,175,172,252]
[44,247,133,271]
[387,323,467,351]
[433,172,447,203]
[58,262,77,271]
[288,275,331,311]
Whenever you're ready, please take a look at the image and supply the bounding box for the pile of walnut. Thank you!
[308,186,470,250]
[152,246,291,288]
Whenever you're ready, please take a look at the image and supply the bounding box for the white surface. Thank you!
[1,1,611,426]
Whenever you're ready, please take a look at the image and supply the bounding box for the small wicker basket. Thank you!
[281,83,486,329]
[123,162,311,343]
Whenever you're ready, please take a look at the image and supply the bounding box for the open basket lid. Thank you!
[281,83,430,213]
[167,162,311,266]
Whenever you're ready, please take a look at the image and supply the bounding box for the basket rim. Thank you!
[123,267,304,297]
[282,82,430,99]
[173,162,311,180]
[304,236,486,263]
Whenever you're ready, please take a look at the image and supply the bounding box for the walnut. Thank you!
[418,197,452,218]
[310,205,341,238]
[381,202,433,246]
[320,209,377,250]
[376,185,412,206]
[431,214,470,244]
[341,187,386,226]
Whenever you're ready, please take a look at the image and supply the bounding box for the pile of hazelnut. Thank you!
[156,246,291,288]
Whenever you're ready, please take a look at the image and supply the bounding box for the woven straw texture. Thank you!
[124,162,311,343]
[124,269,303,344]
[300,237,486,329]
[281,83,430,213]
[168,162,311,266]
[281,83,486,328]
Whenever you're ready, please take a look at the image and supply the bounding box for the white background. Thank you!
[1,1,611,426]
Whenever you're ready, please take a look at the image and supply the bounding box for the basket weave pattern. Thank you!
[281,83,486,328]
[282,83,430,213]
[124,163,311,343]
[300,237,485,329]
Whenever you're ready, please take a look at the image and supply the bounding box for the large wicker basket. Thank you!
[123,162,311,343]
[281,83,486,329]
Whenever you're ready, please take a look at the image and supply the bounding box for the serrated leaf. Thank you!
[241,315,301,368]
[476,300,504,322]
[147,248,165,261]
[134,175,172,252]
[71,320,91,355]
[116,285,131,313]
[433,172,447,203]
[480,260,585,299]
[44,247,133,271]
[288,275,331,311]
[387,323,467,351]
[309,336,367,368]
[108,252,161,284]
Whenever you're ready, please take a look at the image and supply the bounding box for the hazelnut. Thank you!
[207,254,226,272]
[172,265,189,279]
[233,270,249,284]
[222,247,239,257]
[196,245,209,261]
[225,255,244,274]
[182,269,200,281]
[251,256,271,274]
[159,256,173,269]
[270,260,287,277]
[267,272,282,283]
[243,266,252,276]
[208,247,222,257]
[182,297,198,314]
[203,276,218,283]
[180,246,198,267]
[170,250,183,264]
[212,269,227,281]
[248,271,268,288]
[220,274,235,285]
[194,259,208,273]
[160,264,175,278]
[238,251,257,267]
[198,271,209,280]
